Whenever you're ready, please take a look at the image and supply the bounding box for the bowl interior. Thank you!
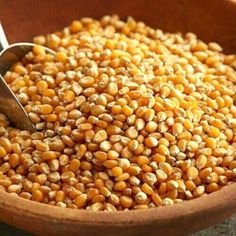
[0,0,236,53]
[0,1,236,235]
[0,183,236,236]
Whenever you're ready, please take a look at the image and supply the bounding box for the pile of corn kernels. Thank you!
[0,15,236,211]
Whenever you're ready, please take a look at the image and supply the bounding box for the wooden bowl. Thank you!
[0,0,236,235]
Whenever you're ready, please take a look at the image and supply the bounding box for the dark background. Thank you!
[1,216,235,236]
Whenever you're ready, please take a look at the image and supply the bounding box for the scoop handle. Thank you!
[0,23,9,52]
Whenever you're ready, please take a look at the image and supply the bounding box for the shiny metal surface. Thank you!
[0,23,54,131]
[0,43,37,131]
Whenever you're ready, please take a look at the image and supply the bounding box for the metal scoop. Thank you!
[0,23,55,131]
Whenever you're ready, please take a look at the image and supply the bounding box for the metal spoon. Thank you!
[0,23,55,131]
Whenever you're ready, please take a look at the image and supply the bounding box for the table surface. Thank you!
[0,216,235,236]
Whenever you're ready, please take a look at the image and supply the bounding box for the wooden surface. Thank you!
[0,183,235,236]
[0,216,235,236]
[0,0,236,235]
[0,0,236,53]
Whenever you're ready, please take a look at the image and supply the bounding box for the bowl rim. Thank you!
[0,182,236,225]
